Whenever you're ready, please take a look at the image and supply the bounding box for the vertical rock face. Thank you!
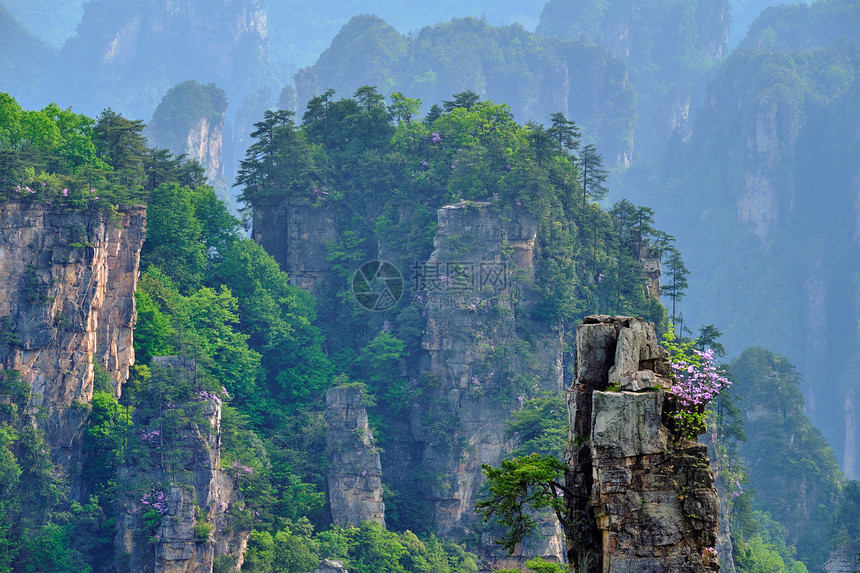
[707,428,737,573]
[326,385,385,527]
[416,202,565,567]
[184,116,224,182]
[252,201,339,297]
[566,315,720,573]
[825,544,860,573]
[62,0,269,120]
[634,237,662,300]
[116,357,250,573]
[0,204,146,471]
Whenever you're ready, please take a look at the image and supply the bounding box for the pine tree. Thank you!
[662,247,689,326]
[579,143,608,209]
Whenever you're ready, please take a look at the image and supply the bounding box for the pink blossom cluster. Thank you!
[139,429,160,445]
[669,349,731,408]
[197,389,222,405]
[703,547,718,558]
[141,491,169,514]
[229,461,254,477]
[431,132,442,143]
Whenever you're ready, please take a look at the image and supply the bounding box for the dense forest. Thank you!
[619,0,860,482]
[2,80,859,571]
[1,0,860,571]
[0,88,674,571]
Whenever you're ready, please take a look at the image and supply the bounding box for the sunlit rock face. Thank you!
[0,203,145,477]
[566,315,720,573]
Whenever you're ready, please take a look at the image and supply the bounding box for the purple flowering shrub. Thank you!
[140,489,170,537]
[663,329,731,439]
[227,460,254,479]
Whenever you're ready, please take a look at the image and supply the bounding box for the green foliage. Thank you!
[309,521,477,573]
[193,520,215,543]
[505,396,567,458]
[475,454,568,554]
[212,238,332,409]
[148,81,227,157]
[496,557,567,573]
[729,347,843,570]
[0,92,211,214]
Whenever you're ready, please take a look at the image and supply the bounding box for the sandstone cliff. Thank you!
[326,385,385,527]
[252,200,338,297]
[116,357,250,573]
[566,315,720,572]
[0,203,145,475]
[415,201,566,568]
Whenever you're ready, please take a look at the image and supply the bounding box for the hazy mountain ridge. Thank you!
[619,0,860,488]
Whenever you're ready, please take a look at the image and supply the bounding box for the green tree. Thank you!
[236,110,318,205]
[212,238,332,408]
[730,347,842,569]
[548,112,580,155]
[475,454,570,554]
[662,247,689,327]
[696,324,727,358]
[442,90,480,111]
[92,108,147,190]
[141,182,207,291]
[388,92,422,124]
[579,143,608,208]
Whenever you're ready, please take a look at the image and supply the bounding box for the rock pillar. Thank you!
[326,385,385,527]
[566,315,720,572]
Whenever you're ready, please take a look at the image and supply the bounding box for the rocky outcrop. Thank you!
[326,385,385,527]
[116,357,250,573]
[316,559,349,573]
[252,201,338,297]
[416,201,565,567]
[0,203,145,473]
[634,237,662,301]
[825,544,860,573]
[707,430,737,573]
[185,116,224,182]
[565,315,720,573]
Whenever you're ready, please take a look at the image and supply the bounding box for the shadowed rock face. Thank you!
[416,201,566,568]
[326,385,385,527]
[0,204,145,477]
[566,315,720,573]
[252,200,338,297]
[825,544,860,573]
